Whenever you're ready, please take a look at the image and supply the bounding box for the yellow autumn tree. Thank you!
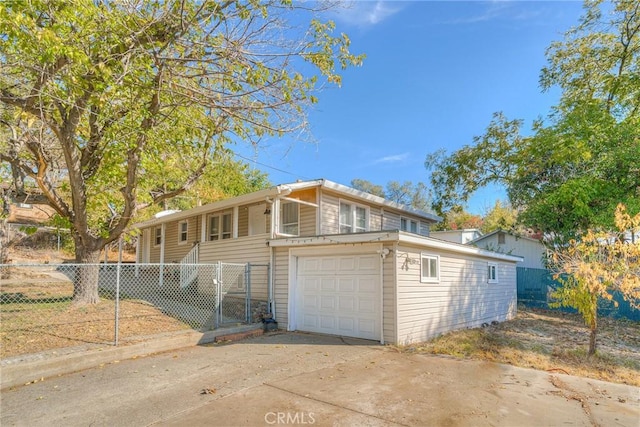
[550,204,640,356]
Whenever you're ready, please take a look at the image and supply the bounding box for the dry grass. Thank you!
[1,268,190,358]
[404,308,640,386]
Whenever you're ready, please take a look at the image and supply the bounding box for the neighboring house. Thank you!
[468,230,547,270]
[430,229,483,245]
[133,179,521,345]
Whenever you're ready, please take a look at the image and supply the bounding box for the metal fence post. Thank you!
[114,238,122,346]
[246,263,251,323]
[216,261,222,328]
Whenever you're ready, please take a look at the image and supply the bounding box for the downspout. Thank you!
[379,243,385,345]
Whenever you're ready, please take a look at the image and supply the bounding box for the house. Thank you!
[468,230,547,270]
[133,179,521,345]
[430,229,483,245]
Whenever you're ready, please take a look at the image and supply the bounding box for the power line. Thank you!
[234,153,312,181]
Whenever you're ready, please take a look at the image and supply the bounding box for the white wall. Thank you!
[394,243,517,344]
[474,233,547,269]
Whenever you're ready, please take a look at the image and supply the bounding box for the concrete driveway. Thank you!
[1,332,638,426]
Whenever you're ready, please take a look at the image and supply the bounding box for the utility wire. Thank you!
[234,152,312,181]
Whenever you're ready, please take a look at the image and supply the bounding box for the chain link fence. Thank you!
[0,262,270,359]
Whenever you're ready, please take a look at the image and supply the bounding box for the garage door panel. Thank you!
[358,319,376,334]
[321,278,336,291]
[338,257,356,270]
[338,277,355,292]
[358,277,377,293]
[320,295,336,310]
[358,297,376,313]
[357,255,379,272]
[338,295,355,311]
[319,315,336,329]
[302,294,318,309]
[338,317,355,332]
[296,252,381,341]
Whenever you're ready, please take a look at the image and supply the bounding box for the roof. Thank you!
[468,229,543,246]
[132,179,442,229]
[268,230,524,263]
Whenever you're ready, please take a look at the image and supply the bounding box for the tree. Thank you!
[431,208,483,232]
[0,1,363,304]
[481,200,518,234]
[350,179,433,212]
[550,204,640,356]
[350,179,385,198]
[426,0,640,244]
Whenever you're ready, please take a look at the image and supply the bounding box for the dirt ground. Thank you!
[406,308,640,387]
[0,263,188,359]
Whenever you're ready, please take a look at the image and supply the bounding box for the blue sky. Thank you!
[234,1,585,214]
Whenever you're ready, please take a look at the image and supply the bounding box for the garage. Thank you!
[294,251,381,340]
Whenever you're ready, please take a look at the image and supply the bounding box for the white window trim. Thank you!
[339,199,370,234]
[207,211,233,241]
[488,262,498,284]
[400,216,420,234]
[153,227,162,247]
[178,220,188,245]
[420,253,440,283]
[279,201,300,237]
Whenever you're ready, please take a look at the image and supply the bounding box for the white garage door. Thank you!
[296,253,381,340]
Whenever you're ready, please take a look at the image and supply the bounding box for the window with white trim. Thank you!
[208,212,232,241]
[488,262,498,283]
[420,253,439,282]
[280,202,299,236]
[339,201,369,233]
[154,227,162,246]
[400,217,419,234]
[178,221,188,244]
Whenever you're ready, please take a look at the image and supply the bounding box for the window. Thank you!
[178,221,188,244]
[488,262,498,283]
[421,253,439,282]
[498,232,506,244]
[339,201,369,233]
[154,227,162,246]
[208,212,232,241]
[401,217,419,234]
[280,202,299,236]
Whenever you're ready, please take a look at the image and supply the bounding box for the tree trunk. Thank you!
[588,316,597,356]
[73,242,101,305]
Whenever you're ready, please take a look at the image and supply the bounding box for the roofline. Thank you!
[131,184,293,229]
[268,230,523,262]
[131,178,442,229]
[468,229,542,245]
[319,180,442,223]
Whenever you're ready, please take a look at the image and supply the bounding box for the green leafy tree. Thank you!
[550,204,640,356]
[426,0,640,244]
[350,179,433,212]
[481,200,518,234]
[0,0,363,303]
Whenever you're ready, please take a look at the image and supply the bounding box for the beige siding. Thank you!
[384,210,401,230]
[299,204,317,236]
[199,235,271,300]
[162,217,200,263]
[320,192,340,235]
[273,247,290,326]
[382,243,397,344]
[395,244,517,344]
